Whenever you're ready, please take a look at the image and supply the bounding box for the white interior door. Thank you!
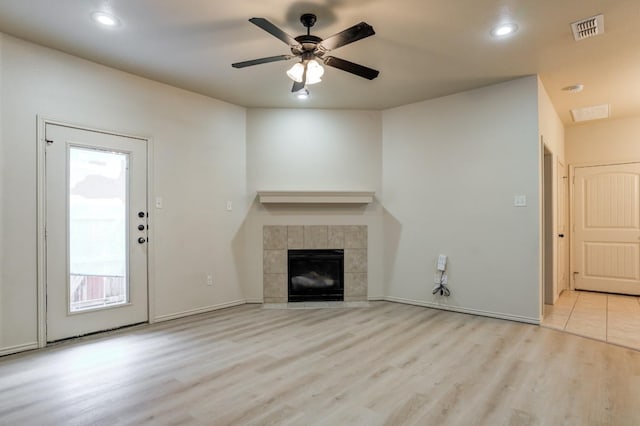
[45,123,148,341]
[557,161,568,294]
[573,163,640,295]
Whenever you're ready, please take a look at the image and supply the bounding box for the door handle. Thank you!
[138,237,146,244]
[558,234,565,238]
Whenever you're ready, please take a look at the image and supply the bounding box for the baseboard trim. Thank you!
[245,298,263,304]
[0,342,39,357]
[384,296,540,325]
[367,296,385,301]
[153,299,246,323]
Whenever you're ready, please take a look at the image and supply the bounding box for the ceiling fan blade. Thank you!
[322,56,379,80]
[249,18,301,48]
[291,63,308,92]
[232,54,294,68]
[318,22,375,52]
[292,80,305,93]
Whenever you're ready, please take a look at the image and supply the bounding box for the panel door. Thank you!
[573,163,640,295]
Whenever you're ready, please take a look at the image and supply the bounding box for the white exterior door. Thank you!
[573,163,640,295]
[45,123,148,341]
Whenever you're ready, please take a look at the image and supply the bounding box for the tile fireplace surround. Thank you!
[263,225,368,303]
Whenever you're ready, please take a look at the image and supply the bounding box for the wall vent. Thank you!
[571,14,604,41]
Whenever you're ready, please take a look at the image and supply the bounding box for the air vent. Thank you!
[570,104,610,123]
[571,14,604,41]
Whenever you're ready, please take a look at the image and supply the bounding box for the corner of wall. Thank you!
[537,76,566,162]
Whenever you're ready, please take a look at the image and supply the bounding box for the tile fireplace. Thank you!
[263,225,367,303]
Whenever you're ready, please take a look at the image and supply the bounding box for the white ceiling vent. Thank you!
[571,14,604,41]
[571,104,610,123]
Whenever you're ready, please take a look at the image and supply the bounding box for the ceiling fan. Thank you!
[232,13,380,93]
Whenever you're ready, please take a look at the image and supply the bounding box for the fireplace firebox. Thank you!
[288,249,344,302]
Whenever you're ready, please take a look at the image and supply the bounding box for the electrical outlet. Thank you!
[226,201,232,211]
[206,274,213,286]
[441,274,448,285]
[434,273,441,284]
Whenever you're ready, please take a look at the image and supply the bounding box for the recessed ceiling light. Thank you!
[295,89,310,100]
[490,23,518,37]
[91,11,121,27]
[562,84,584,93]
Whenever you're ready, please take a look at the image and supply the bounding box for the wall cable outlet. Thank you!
[433,255,450,296]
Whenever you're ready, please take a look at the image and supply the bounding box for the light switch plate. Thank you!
[513,195,527,207]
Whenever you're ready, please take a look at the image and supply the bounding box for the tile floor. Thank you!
[543,290,640,351]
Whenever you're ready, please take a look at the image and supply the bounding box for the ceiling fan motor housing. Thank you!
[293,35,323,56]
[300,13,317,29]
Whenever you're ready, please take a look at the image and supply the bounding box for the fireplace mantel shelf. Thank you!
[257,191,374,204]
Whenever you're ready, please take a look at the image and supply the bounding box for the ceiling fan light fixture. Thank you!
[305,59,324,85]
[287,60,324,84]
[286,62,305,82]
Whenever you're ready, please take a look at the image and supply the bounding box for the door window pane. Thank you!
[69,147,128,312]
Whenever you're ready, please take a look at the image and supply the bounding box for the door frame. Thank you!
[556,160,569,295]
[36,117,156,348]
[541,143,557,309]
[568,160,640,291]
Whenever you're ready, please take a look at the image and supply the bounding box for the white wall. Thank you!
[566,116,640,165]
[0,34,247,353]
[244,109,384,301]
[381,76,541,322]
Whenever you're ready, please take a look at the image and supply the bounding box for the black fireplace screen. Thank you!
[288,249,344,302]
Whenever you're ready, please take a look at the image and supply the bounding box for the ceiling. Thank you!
[0,0,638,126]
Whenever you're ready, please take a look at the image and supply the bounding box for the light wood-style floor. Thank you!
[1,302,639,425]
[543,290,640,351]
